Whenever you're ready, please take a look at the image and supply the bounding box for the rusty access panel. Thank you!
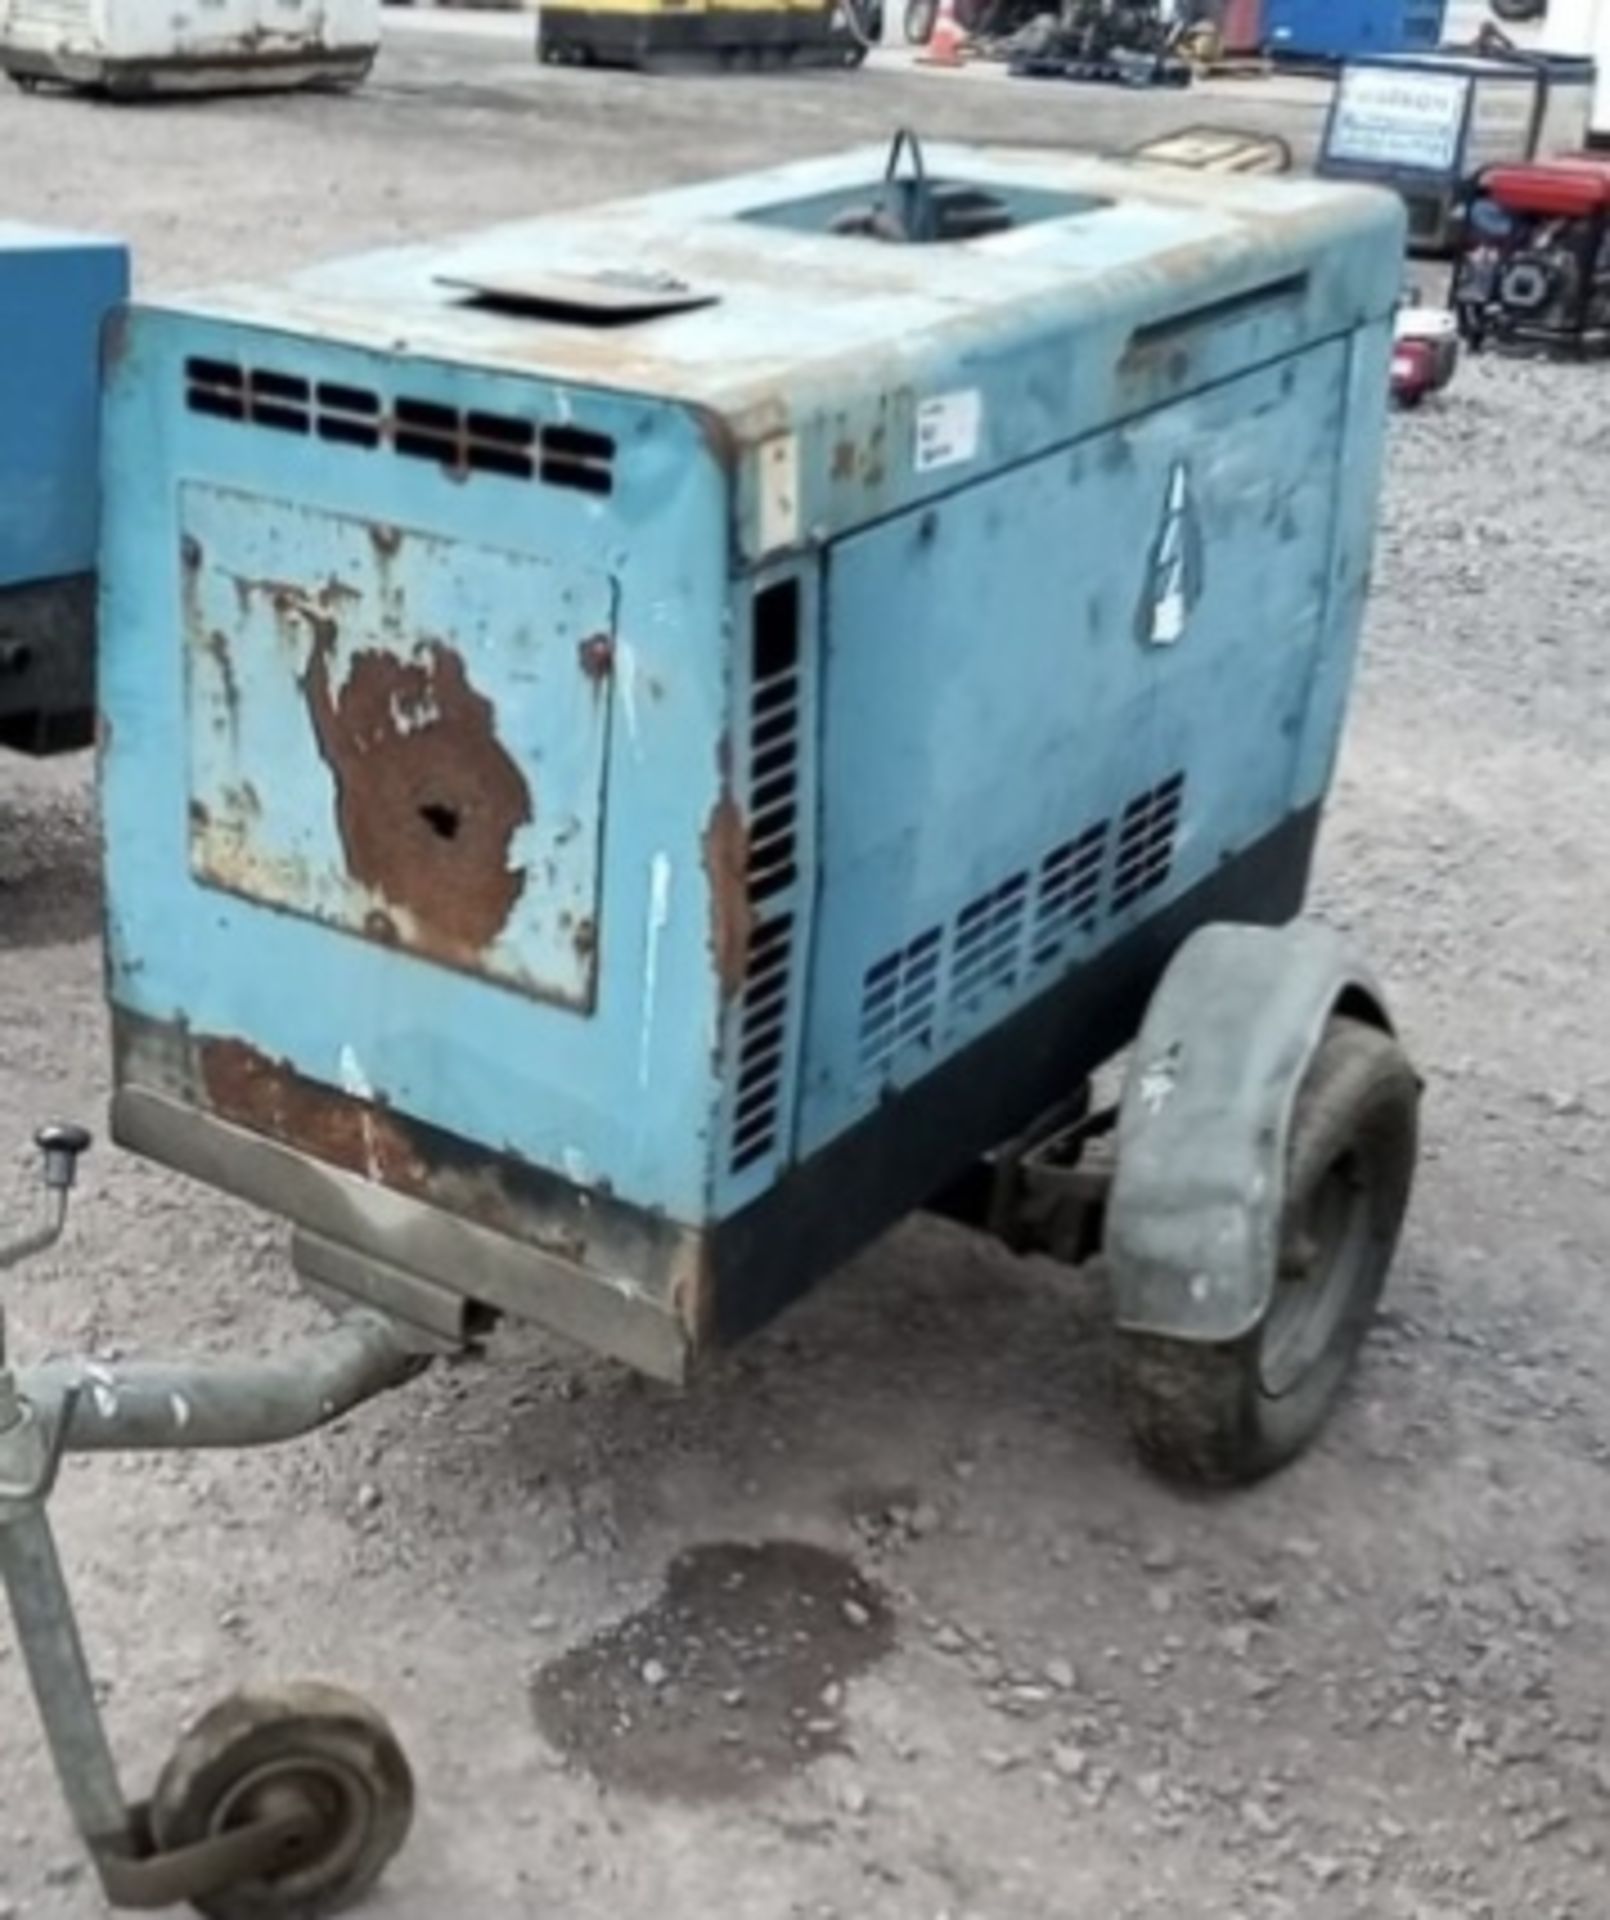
[181,484,614,1009]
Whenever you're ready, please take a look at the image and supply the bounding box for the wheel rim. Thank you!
[211,1755,375,1900]
[1260,1150,1370,1399]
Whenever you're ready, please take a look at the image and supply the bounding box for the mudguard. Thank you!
[1107,921,1394,1345]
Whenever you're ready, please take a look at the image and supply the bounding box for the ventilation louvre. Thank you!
[856,773,1186,1085]
[317,381,383,449]
[726,580,806,1176]
[393,397,537,478]
[729,916,795,1173]
[542,423,616,496]
[950,872,1028,1014]
[746,585,802,907]
[1112,772,1185,913]
[1032,822,1107,964]
[858,927,943,1075]
[183,358,616,496]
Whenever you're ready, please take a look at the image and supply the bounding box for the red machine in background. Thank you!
[1391,305,1460,406]
[1452,155,1610,353]
[1218,0,1264,51]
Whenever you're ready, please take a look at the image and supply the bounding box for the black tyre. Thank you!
[1116,1016,1418,1485]
[150,1682,414,1920]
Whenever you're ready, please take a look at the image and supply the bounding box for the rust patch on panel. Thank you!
[222,780,262,820]
[828,406,893,495]
[702,789,753,1002]
[199,1038,430,1191]
[203,628,241,733]
[192,1034,618,1272]
[863,415,889,490]
[1118,335,1193,389]
[577,632,614,687]
[688,404,742,476]
[668,1238,716,1349]
[123,1008,709,1373]
[300,618,533,964]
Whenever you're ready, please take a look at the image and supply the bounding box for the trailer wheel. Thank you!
[150,1682,414,1919]
[1115,1016,1417,1485]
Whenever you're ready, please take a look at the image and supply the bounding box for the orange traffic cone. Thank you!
[920,0,966,66]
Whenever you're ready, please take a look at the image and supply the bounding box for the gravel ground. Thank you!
[2,25,1609,1920]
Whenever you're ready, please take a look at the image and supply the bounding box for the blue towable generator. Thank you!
[0,143,1422,1917]
[0,224,128,754]
[1265,0,1446,63]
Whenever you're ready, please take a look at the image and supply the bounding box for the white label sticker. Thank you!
[1137,459,1203,650]
[914,389,982,473]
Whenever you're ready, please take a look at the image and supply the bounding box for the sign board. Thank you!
[1327,64,1471,173]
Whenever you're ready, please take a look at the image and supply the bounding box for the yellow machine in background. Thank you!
[538,0,880,69]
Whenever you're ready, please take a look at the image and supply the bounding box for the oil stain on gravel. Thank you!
[532,1540,893,1800]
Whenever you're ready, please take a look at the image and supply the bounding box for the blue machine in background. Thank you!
[98,141,1413,1464]
[1267,0,1446,61]
[0,225,128,755]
